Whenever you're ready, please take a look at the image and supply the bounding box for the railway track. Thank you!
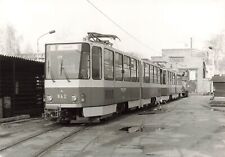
[0,123,89,157]
[0,123,59,152]
[34,126,88,157]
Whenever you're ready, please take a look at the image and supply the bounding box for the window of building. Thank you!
[92,46,102,80]
[124,55,131,81]
[169,56,184,63]
[104,49,114,80]
[115,52,123,81]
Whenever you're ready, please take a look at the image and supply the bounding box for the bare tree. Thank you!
[5,24,23,55]
[0,28,5,54]
[207,31,225,74]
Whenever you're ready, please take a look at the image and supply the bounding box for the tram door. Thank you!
[114,52,125,103]
[91,46,104,106]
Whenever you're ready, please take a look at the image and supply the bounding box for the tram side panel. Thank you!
[141,62,161,105]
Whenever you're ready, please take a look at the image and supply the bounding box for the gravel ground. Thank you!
[1,96,225,157]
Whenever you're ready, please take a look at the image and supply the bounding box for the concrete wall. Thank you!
[201,79,213,94]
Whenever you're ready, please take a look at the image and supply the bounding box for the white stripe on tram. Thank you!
[45,80,141,88]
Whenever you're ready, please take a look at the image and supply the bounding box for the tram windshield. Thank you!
[45,43,90,80]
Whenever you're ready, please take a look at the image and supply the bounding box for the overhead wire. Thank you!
[86,0,161,54]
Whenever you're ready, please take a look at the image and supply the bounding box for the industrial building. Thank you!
[151,48,212,94]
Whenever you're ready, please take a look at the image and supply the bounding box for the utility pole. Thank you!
[37,30,56,54]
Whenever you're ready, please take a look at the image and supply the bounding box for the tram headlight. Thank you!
[46,95,53,102]
[80,93,86,103]
[71,95,77,102]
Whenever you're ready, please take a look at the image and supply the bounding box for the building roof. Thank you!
[0,54,44,64]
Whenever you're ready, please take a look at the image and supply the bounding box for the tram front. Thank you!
[44,42,90,122]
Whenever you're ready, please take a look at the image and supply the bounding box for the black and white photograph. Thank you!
[0,0,225,156]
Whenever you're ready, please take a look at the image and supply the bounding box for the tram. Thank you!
[44,32,187,122]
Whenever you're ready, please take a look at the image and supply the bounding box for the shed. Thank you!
[212,75,225,97]
[0,55,44,118]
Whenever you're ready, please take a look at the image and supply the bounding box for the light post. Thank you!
[37,30,56,53]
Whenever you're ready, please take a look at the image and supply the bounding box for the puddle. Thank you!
[119,126,143,133]
[120,126,132,131]
[120,125,165,133]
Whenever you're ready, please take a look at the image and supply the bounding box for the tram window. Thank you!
[79,51,90,79]
[150,65,154,83]
[104,49,114,80]
[171,72,174,85]
[173,73,176,85]
[137,61,140,82]
[168,71,171,84]
[144,63,150,83]
[172,73,174,84]
[153,66,157,83]
[171,73,174,85]
[157,68,161,84]
[115,52,123,81]
[131,58,137,82]
[177,75,182,85]
[159,69,162,84]
[124,55,131,81]
[163,70,166,84]
[156,67,159,84]
[174,74,177,85]
[92,46,102,80]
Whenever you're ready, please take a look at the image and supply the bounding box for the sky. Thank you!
[0,0,225,58]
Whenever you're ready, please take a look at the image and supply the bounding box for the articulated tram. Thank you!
[44,32,188,123]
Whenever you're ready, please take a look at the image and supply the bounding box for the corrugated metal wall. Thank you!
[0,55,44,118]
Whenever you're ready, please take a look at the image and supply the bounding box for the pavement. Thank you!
[1,95,225,157]
[68,95,225,157]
